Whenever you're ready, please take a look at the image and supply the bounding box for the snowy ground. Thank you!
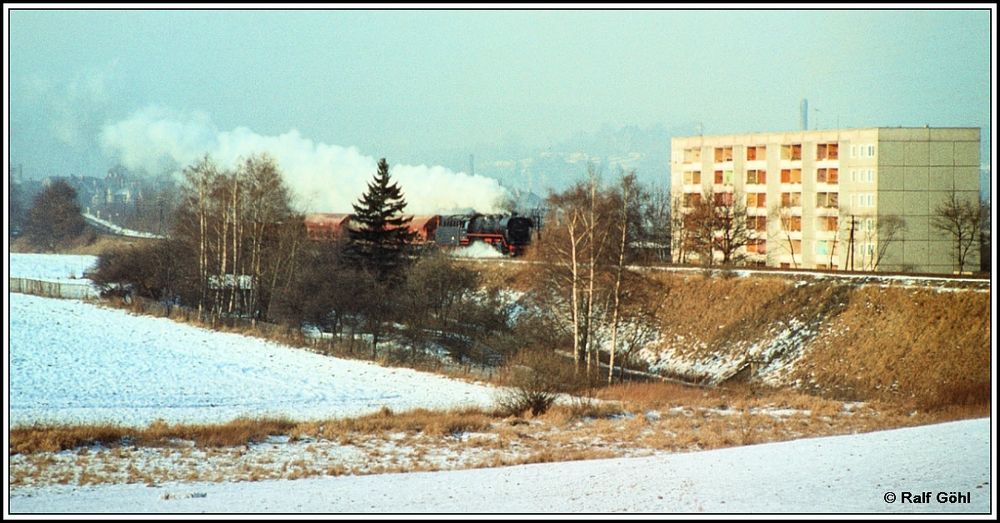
[8,418,991,514]
[9,293,498,426]
[8,253,98,283]
[82,212,166,239]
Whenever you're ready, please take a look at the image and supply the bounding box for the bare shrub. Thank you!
[495,350,582,417]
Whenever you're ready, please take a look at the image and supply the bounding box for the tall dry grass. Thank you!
[793,286,990,410]
[10,417,297,455]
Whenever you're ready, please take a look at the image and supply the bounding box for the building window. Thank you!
[866,169,874,182]
[684,193,702,207]
[747,239,767,254]
[780,168,802,184]
[714,147,733,162]
[746,145,767,161]
[818,216,838,231]
[684,147,702,163]
[781,144,803,161]
[714,191,734,206]
[867,145,876,157]
[748,215,767,231]
[816,192,839,209]
[851,145,858,158]
[816,240,829,256]
[817,168,839,184]
[781,192,802,207]
[714,170,734,185]
[856,193,875,208]
[817,143,839,160]
[747,192,767,208]
[746,169,767,184]
[684,171,701,185]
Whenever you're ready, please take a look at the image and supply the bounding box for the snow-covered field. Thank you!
[8,418,991,514]
[9,293,497,426]
[8,253,98,283]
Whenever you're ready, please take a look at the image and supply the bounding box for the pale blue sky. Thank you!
[7,8,993,180]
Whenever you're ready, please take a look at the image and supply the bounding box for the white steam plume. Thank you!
[99,106,509,214]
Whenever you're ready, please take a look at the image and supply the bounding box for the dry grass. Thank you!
[10,417,297,455]
[10,423,131,455]
[647,272,790,350]
[792,286,991,410]
[10,388,988,490]
[11,233,158,256]
[633,272,988,413]
[292,407,494,441]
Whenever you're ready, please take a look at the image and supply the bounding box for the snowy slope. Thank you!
[82,212,166,239]
[8,418,991,514]
[9,293,498,426]
[8,253,98,283]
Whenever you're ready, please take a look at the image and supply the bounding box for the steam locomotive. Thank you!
[304,212,535,256]
[435,214,535,256]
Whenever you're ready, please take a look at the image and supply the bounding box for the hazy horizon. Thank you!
[6,7,993,206]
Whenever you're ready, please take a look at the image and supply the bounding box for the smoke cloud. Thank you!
[99,106,509,214]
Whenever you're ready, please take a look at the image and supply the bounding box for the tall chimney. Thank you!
[800,99,809,131]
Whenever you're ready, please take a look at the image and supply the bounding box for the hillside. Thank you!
[457,258,990,409]
[638,270,990,409]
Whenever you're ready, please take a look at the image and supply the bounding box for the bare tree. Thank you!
[582,165,612,375]
[237,154,296,320]
[932,191,981,273]
[862,214,907,271]
[769,201,801,268]
[608,172,637,384]
[536,183,590,371]
[685,190,718,266]
[175,156,222,315]
[980,198,991,273]
[638,186,671,264]
[711,189,753,265]
[669,194,691,264]
[685,187,754,266]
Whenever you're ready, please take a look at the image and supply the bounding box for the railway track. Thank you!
[452,255,992,290]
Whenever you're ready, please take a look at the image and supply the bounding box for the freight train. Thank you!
[304,212,535,256]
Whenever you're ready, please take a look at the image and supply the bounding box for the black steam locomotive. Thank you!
[435,213,534,256]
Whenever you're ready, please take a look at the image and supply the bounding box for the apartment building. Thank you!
[670,127,980,273]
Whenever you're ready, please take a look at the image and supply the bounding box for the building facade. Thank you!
[670,127,980,274]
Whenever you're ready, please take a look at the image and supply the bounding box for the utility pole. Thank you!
[848,215,856,271]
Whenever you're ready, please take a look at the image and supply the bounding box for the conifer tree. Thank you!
[348,158,416,281]
[25,180,86,250]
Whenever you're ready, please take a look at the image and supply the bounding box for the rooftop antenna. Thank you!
[813,107,821,130]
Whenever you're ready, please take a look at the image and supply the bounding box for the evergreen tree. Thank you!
[348,158,416,281]
[24,180,86,250]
